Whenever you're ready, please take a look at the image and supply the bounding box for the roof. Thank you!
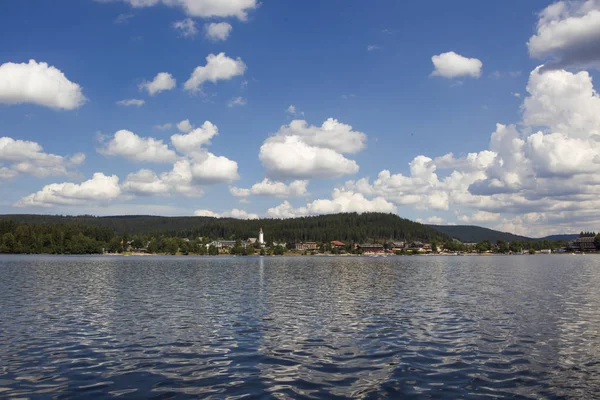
[359,243,383,248]
[330,240,345,246]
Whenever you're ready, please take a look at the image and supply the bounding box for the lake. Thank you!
[1,255,599,399]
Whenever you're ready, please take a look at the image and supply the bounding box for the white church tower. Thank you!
[259,227,264,246]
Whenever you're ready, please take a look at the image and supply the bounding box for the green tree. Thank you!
[496,240,509,253]
[164,238,179,255]
[208,245,219,256]
[274,245,284,255]
[2,233,17,253]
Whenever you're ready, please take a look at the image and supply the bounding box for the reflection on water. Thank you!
[1,255,600,398]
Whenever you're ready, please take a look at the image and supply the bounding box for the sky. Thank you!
[1,0,600,237]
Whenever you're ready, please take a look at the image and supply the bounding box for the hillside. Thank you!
[428,224,531,243]
[538,234,578,241]
[0,213,449,244]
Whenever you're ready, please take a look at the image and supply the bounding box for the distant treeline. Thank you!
[0,213,450,254]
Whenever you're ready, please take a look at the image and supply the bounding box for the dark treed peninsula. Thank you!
[0,213,446,254]
[0,213,590,255]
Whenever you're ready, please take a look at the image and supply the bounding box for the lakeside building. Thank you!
[295,242,318,251]
[359,243,384,254]
[330,241,345,248]
[207,240,245,251]
[569,236,596,252]
[391,242,405,252]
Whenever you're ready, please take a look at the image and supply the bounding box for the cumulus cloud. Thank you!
[342,65,600,235]
[117,98,145,106]
[458,211,501,223]
[184,53,246,92]
[230,179,308,198]
[15,173,121,208]
[431,51,483,79]
[171,120,219,156]
[205,22,232,41]
[416,216,447,225]
[266,189,397,219]
[176,119,194,133]
[194,208,258,219]
[99,130,177,163]
[528,0,600,69]
[0,60,86,110]
[0,136,84,179]
[105,0,257,20]
[259,118,367,180]
[139,72,176,95]
[121,169,170,196]
[173,18,198,37]
[100,120,238,197]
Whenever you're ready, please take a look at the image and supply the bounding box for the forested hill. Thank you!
[428,224,531,243]
[0,213,449,243]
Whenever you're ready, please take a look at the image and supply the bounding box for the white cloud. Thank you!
[176,119,194,133]
[416,216,447,225]
[367,45,381,51]
[286,104,303,116]
[205,22,232,41]
[266,189,397,219]
[15,173,121,208]
[522,67,600,138]
[528,0,600,69]
[139,72,176,96]
[431,51,483,79]
[265,200,301,219]
[0,60,87,110]
[106,0,257,20]
[154,123,173,130]
[194,208,258,219]
[117,98,145,106]
[173,18,198,37]
[230,179,308,198]
[512,92,521,98]
[190,152,239,183]
[99,130,177,163]
[99,120,238,197]
[458,211,501,223]
[171,120,218,155]
[184,53,246,92]
[228,96,246,107]
[260,135,359,180]
[259,118,367,180]
[340,65,600,235]
[0,136,84,179]
[121,169,169,196]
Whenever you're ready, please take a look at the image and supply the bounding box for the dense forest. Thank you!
[0,213,448,242]
[0,213,450,254]
[428,224,532,243]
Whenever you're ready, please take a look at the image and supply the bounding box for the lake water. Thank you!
[1,255,600,399]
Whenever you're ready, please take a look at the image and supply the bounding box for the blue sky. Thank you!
[2,0,600,236]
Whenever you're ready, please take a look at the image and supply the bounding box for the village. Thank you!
[124,227,597,256]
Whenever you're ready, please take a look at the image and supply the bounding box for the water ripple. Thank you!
[1,254,600,398]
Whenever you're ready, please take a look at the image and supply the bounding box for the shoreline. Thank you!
[0,252,592,257]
